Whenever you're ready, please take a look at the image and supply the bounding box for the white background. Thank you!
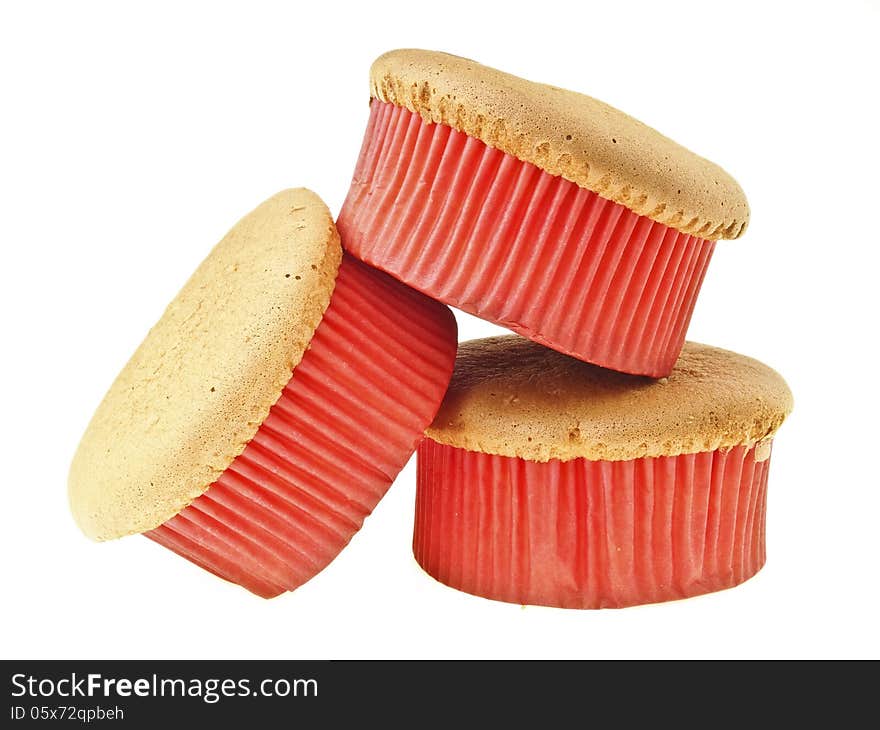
[2,1,878,659]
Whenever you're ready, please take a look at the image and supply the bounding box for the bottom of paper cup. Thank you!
[145,255,457,598]
[415,440,772,609]
[339,101,716,377]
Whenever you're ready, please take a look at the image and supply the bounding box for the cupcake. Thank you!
[338,49,749,377]
[69,189,457,598]
[415,336,792,609]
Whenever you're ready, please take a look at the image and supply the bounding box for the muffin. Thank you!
[415,336,792,609]
[69,189,457,598]
[338,49,749,377]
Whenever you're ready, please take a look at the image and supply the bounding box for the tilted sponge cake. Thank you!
[415,336,792,609]
[370,49,748,239]
[339,50,750,377]
[69,189,341,541]
[69,188,458,598]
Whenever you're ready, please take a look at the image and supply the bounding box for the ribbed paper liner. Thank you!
[145,255,457,598]
[415,440,771,609]
[338,102,717,377]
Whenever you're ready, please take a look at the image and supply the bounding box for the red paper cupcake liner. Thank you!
[415,439,772,609]
[338,102,717,377]
[145,254,458,598]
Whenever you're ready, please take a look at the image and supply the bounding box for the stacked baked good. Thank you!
[70,50,791,607]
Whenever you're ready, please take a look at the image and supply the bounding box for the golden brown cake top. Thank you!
[69,189,342,540]
[370,49,748,241]
[427,337,792,463]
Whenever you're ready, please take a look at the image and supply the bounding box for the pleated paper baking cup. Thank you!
[338,102,717,377]
[415,439,772,609]
[146,255,457,598]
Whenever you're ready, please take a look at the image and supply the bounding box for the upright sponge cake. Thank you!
[339,49,749,376]
[416,336,792,609]
[70,189,458,598]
